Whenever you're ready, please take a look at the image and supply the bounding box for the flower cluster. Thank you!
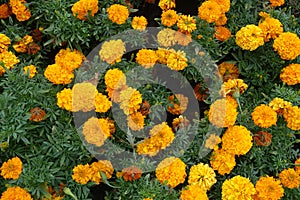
[235,24,264,51]
[258,15,283,42]
[71,0,98,20]
[9,0,31,21]
[251,104,278,128]
[131,16,148,31]
[0,157,22,180]
[198,0,230,24]
[107,4,129,25]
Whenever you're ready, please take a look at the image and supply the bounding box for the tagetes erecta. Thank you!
[0,156,22,180]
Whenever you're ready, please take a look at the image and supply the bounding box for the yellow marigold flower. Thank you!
[23,65,37,78]
[283,106,300,130]
[104,68,126,92]
[90,160,114,184]
[0,186,32,200]
[166,50,188,71]
[136,122,175,156]
[259,17,283,42]
[236,24,264,51]
[9,0,31,21]
[167,94,188,115]
[210,148,236,175]
[72,164,92,184]
[279,168,300,189]
[215,26,231,41]
[131,16,147,31]
[55,48,85,72]
[295,157,300,174]
[188,163,217,191]
[57,88,73,111]
[0,3,12,19]
[222,125,253,156]
[136,49,158,68]
[176,15,197,33]
[273,32,300,60]
[0,156,22,180]
[222,175,256,200]
[127,112,145,131]
[269,97,292,115]
[156,47,173,64]
[220,78,248,97]
[211,0,230,13]
[251,104,277,128]
[255,176,284,200]
[119,87,142,115]
[180,184,209,200]
[157,28,177,47]
[218,62,239,82]
[198,1,223,23]
[0,50,20,70]
[44,64,74,85]
[174,31,192,46]
[107,4,129,25]
[72,82,97,112]
[208,98,238,128]
[158,0,175,11]
[99,39,126,65]
[161,10,178,27]
[0,34,10,53]
[155,157,186,188]
[95,92,111,113]
[215,14,227,26]
[205,134,221,150]
[71,0,98,20]
[280,63,300,85]
[270,0,284,7]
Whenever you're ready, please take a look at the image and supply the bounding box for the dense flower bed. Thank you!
[0,0,300,199]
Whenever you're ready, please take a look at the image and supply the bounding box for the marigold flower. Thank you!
[72,164,92,184]
[119,87,142,115]
[176,15,197,33]
[253,131,272,146]
[0,186,32,200]
[255,176,284,200]
[44,64,74,85]
[180,184,209,200]
[280,63,300,85]
[210,148,236,175]
[218,62,239,82]
[166,50,188,71]
[107,4,129,25]
[270,0,284,7]
[251,104,277,128]
[295,157,300,174]
[0,50,20,70]
[136,49,158,68]
[161,10,178,27]
[215,14,228,26]
[157,28,176,47]
[258,17,283,42]
[131,16,148,31]
[273,32,300,60]
[172,115,189,132]
[236,24,264,51]
[138,100,151,116]
[104,68,126,94]
[222,125,253,155]
[99,39,126,65]
[220,78,248,97]
[23,65,37,78]
[127,112,145,131]
[193,83,208,101]
[29,107,46,122]
[188,163,217,191]
[211,0,230,13]
[198,1,223,23]
[136,122,175,156]
[208,98,238,128]
[57,88,73,111]
[174,31,192,46]
[9,0,31,21]
[269,97,292,115]
[215,26,231,41]
[283,106,300,130]
[222,175,256,200]
[167,94,188,115]
[158,0,175,11]
[55,48,85,72]
[71,0,98,20]
[120,165,142,181]
[0,34,10,53]
[155,157,186,188]
[279,168,300,189]
[156,48,172,64]
[0,3,12,19]
[205,134,221,150]
[94,92,111,113]
[0,157,22,180]
[90,160,114,184]
[72,82,97,112]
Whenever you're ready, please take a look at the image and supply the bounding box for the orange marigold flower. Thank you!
[251,104,277,128]
[0,34,11,53]
[270,0,284,7]
[180,184,209,200]
[273,32,300,60]
[138,100,151,116]
[198,1,223,23]
[95,92,111,113]
[44,64,74,85]
[208,98,238,128]
[104,68,126,94]
[193,83,208,101]
[255,176,284,200]
[127,112,145,131]
[156,47,172,64]
[176,15,197,33]
[253,131,272,146]
[131,16,148,31]
[222,175,256,200]
[210,148,236,175]
[295,157,300,174]
[211,0,230,13]
[71,0,98,20]
[155,157,186,188]
[220,78,248,97]
[215,26,231,42]
[120,165,142,181]
[55,48,85,72]
[258,17,283,42]
[107,4,129,25]
[280,63,300,85]
[136,49,158,68]
[167,94,188,115]
[215,14,228,26]
[269,97,292,115]
[72,82,97,112]
[9,0,31,21]
[279,168,300,189]
[99,39,126,65]
[188,163,217,191]
[218,62,239,81]
[283,106,300,130]
[0,3,12,19]
[0,156,22,180]
[161,10,178,27]
[166,50,188,71]
[23,65,37,78]
[57,88,73,111]
[205,134,221,150]
[172,115,189,132]
[119,87,142,115]
[0,186,32,200]
[158,0,175,11]
[90,160,114,184]
[236,24,264,51]
[222,125,253,155]
[29,107,46,122]
[157,28,177,47]
[72,164,92,184]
